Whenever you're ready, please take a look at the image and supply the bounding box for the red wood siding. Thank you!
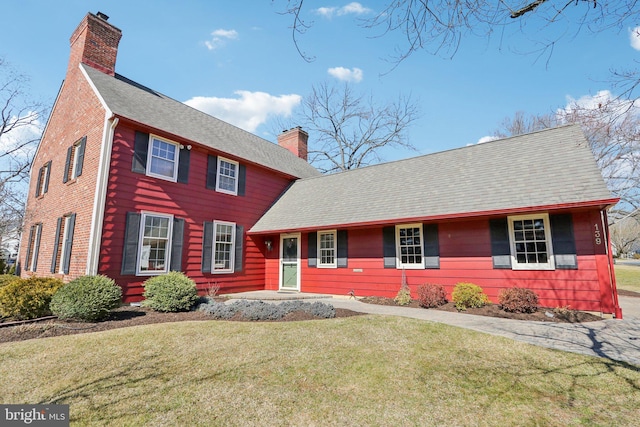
[98,123,292,302]
[264,210,619,315]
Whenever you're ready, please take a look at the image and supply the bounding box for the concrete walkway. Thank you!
[227,291,640,366]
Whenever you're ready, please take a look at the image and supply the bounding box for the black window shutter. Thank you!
[308,232,318,267]
[121,212,141,275]
[75,136,86,177]
[177,149,190,183]
[234,225,244,272]
[170,218,185,271]
[383,226,396,268]
[423,224,440,269]
[51,217,63,273]
[237,164,246,196]
[25,226,34,271]
[206,155,217,189]
[35,166,43,197]
[62,214,76,274]
[63,146,72,183]
[132,131,149,174]
[489,218,512,269]
[32,225,42,272]
[202,221,214,273]
[550,214,578,269]
[43,161,51,194]
[337,230,348,268]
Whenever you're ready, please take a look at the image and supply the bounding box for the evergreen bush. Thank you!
[451,282,490,311]
[199,299,336,321]
[417,283,447,308]
[0,277,64,320]
[50,275,122,321]
[142,271,198,312]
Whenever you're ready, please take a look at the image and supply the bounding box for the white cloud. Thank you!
[205,29,238,51]
[328,66,363,82]
[184,91,301,132]
[338,2,372,15]
[314,2,372,18]
[559,90,639,118]
[476,135,499,144]
[630,26,640,51]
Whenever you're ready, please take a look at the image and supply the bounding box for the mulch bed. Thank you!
[0,306,363,344]
[359,296,608,323]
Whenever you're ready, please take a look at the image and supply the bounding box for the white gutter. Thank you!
[86,114,118,275]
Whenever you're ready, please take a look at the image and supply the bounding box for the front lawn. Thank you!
[614,263,640,293]
[1,316,639,426]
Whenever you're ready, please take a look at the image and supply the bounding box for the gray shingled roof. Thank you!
[250,125,616,233]
[82,64,319,179]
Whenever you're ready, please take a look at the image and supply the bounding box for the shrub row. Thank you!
[199,299,336,321]
[408,282,540,313]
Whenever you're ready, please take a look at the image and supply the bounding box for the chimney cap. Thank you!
[96,11,109,21]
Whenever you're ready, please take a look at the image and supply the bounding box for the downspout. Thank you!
[601,209,623,319]
[86,113,119,275]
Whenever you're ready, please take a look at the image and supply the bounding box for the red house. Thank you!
[19,12,622,318]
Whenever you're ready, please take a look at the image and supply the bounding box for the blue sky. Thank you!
[1,1,639,162]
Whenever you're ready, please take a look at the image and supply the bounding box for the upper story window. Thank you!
[508,214,555,270]
[318,230,337,268]
[216,157,239,195]
[35,161,51,197]
[138,212,173,275]
[396,224,425,269]
[146,136,179,181]
[64,136,86,183]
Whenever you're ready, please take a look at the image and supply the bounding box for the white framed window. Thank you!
[213,221,236,273]
[216,157,239,195]
[146,135,179,181]
[396,224,424,269]
[508,214,555,270]
[137,212,173,275]
[318,230,337,268]
[26,223,42,272]
[35,161,51,197]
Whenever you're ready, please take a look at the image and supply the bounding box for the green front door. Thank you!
[280,234,300,290]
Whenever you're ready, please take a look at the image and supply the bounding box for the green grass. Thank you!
[614,264,640,293]
[1,316,639,426]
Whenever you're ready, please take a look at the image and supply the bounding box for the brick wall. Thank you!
[18,14,115,281]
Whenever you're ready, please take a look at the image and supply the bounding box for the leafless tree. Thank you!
[0,58,46,242]
[493,97,640,213]
[282,82,420,173]
[610,215,640,256]
[277,1,640,89]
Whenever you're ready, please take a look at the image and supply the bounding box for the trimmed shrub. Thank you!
[498,287,539,313]
[394,284,412,306]
[198,299,336,321]
[0,277,64,320]
[142,272,198,312]
[50,275,122,321]
[451,282,490,311]
[417,283,447,308]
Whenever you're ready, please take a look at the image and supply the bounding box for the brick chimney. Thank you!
[277,127,308,161]
[68,12,122,76]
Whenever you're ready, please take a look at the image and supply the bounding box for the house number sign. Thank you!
[594,223,603,246]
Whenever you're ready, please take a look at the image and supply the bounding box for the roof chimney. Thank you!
[68,12,122,76]
[277,127,308,161]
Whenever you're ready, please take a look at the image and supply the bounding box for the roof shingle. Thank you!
[250,125,615,233]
